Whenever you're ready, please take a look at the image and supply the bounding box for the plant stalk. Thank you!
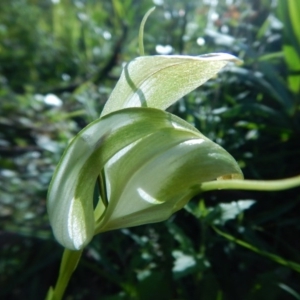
[201,175,300,192]
[46,248,83,300]
[212,225,300,273]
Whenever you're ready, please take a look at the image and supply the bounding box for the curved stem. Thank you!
[200,175,300,193]
[46,249,83,300]
[212,226,300,273]
[139,7,155,56]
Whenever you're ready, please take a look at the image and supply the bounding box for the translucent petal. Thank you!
[47,108,191,250]
[96,125,243,233]
[101,53,240,116]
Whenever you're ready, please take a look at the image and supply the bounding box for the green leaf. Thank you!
[278,0,300,55]
[101,53,240,116]
[48,107,242,250]
[213,199,256,225]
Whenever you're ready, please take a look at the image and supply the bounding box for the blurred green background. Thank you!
[1,0,300,299]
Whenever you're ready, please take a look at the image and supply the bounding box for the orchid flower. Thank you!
[46,9,300,300]
[47,52,243,251]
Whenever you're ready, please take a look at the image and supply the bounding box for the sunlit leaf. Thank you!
[214,199,255,225]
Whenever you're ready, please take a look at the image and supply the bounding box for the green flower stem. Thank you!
[201,175,300,193]
[46,249,83,300]
[139,7,155,56]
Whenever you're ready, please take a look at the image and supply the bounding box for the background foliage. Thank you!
[1,0,300,299]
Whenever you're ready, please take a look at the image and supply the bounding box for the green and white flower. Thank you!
[47,53,243,251]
